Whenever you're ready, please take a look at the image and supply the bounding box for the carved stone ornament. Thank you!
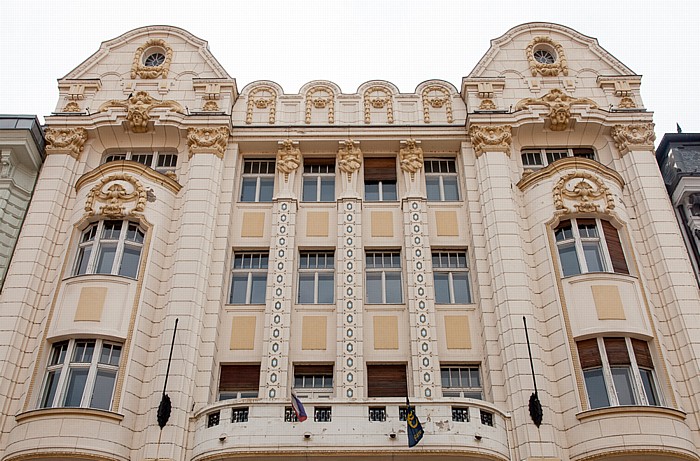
[186,126,230,158]
[611,123,656,155]
[479,99,497,110]
[526,36,569,77]
[305,86,335,124]
[515,88,597,131]
[202,100,220,111]
[0,150,13,178]
[363,86,394,124]
[399,139,424,180]
[131,39,173,79]
[45,127,88,159]
[276,139,301,182]
[422,86,454,123]
[337,140,362,177]
[98,91,184,133]
[553,172,615,214]
[246,86,277,124]
[468,125,512,157]
[85,173,147,218]
[618,97,636,109]
[62,101,81,112]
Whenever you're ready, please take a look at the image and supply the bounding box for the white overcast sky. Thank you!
[1,0,698,144]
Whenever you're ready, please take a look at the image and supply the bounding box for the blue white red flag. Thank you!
[291,392,308,422]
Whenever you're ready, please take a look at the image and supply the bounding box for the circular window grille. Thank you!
[144,52,165,67]
[534,49,556,64]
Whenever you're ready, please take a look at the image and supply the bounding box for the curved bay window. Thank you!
[554,218,628,277]
[74,220,145,278]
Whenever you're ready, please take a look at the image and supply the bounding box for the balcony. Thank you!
[191,398,510,460]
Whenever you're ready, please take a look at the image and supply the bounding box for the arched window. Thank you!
[554,218,629,276]
[74,220,145,278]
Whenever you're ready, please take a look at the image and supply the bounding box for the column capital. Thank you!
[45,127,88,160]
[186,126,230,159]
[611,122,656,156]
[468,124,512,157]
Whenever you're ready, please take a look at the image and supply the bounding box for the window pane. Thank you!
[75,247,92,275]
[302,178,317,202]
[320,178,335,202]
[382,182,397,201]
[259,178,274,202]
[73,341,94,363]
[434,273,450,304]
[441,369,450,387]
[639,369,659,406]
[366,273,382,304]
[119,245,141,278]
[41,370,61,408]
[426,177,440,201]
[611,367,637,405]
[583,368,610,409]
[385,272,403,303]
[240,178,257,202]
[250,273,267,304]
[582,242,604,272]
[470,368,481,387]
[63,368,89,407]
[558,244,580,276]
[452,272,471,304]
[95,244,117,274]
[442,177,459,201]
[230,274,249,304]
[298,274,315,304]
[90,370,116,410]
[318,273,334,304]
[365,182,379,201]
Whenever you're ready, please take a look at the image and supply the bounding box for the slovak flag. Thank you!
[291,392,308,422]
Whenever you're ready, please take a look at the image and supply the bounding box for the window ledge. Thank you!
[16,407,124,423]
[576,405,686,422]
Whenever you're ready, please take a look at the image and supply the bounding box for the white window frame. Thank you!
[73,220,145,279]
[240,159,275,202]
[293,373,334,399]
[39,339,121,410]
[424,159,460,201]
[102,150,178,176]
[302,162,335,202]
[297,251,335,304]
[229,252,269,305]
[554,218,611,276]
[365,251,403,304]
[581,337,662,409]
[364,180,397,202]
[521,147,596,169]
[440,365,483,399]
[432,251,471,304]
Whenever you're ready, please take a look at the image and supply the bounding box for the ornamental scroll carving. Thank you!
[399,139,423,181]
[479,99,497,110]
[99,91,184,133]
[246,86,277,124]
[421,86,454,123]
[305,86,335,124]
[85,174,147,218]
[553,172,615,214]
[337,140,362,178]
[131,39,173,79]
[45,127,88,159]
[468,125,512,157]
[62,101,81,112]
[611,123,656,155]
[618,97,636,109]
[276,139,301,182]
[363,86,394,124]
[186,127,230,159]
[202,100,220,111]
[526,36,568,77]
[515,88,597,131]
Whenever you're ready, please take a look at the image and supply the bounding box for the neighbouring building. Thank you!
[1,23,699,461]
[0,115,44,290]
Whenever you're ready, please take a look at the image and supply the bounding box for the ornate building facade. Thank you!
[0,23,699,461]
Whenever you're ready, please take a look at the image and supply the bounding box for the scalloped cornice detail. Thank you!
[468,124,512,157]
[246,85,277,124]
[363,86,394,124]
[517,157,625,192]
[421,85,454,123]
[75,161,181,195]
[305,85,335,124]
[611,123,656,155]
[186,126,230,158]
[45,127,88,159]
[98,91,184,133]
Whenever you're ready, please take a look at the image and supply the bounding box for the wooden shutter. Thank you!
[602,221,629,274]
[294,364,333,375]
[364,158,397,181]
[304,158,335,166]
[219,364,260,391]
[367,364,407,397]
[604,338,630,366]
[577,339,602,369]
[632,339,654,369]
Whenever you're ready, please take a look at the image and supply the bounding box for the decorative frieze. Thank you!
[553,172,615,214]
[363,86,394,124]
[515,88,597,131]
[186,126,230,158]
[131,38,173,79]
[611,123,656,155]
[305,85,335,124]
[468,125,512,157]
[421,86,454,123]
[246,86,277,124]
[99,91,184,133]
[45,127,88,159]
[85,173,146,218]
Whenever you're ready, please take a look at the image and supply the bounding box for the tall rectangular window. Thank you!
[73,220,145,279]
[219,364,260,400]
[240,159,275,202]
[365,251,403,304]
[366,364,407,397]
[441,366,482,399]
[554,218,628,277]
[364,158,397,201]
[432,251,471,304]
[302,159,335,202]
[229,252,268,304]
[425,159,459,201]
[297,251,334,304]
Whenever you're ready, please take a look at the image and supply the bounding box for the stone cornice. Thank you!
[517,157,625,192]
[75,160,181,194]
[15,407,124,423]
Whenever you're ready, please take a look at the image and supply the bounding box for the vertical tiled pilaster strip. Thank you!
[261,199,296,400]
[469,124,555,459]
[403,197,439,398]
[337,198,363,398]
